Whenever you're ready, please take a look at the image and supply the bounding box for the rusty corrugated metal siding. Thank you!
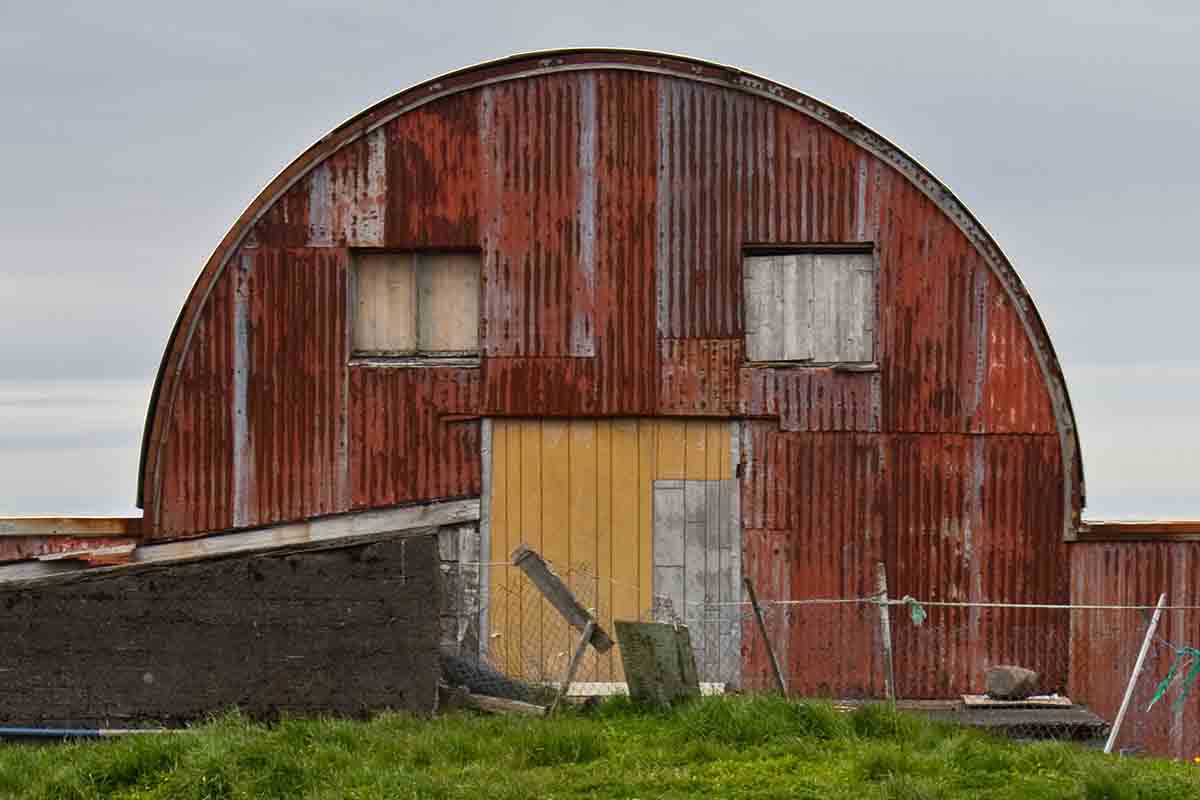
[1070,541,1200,760]
[349,367,481,507]
[137,49,1081,706]
[740,424,1066,697]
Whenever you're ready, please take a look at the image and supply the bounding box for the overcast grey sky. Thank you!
[2,1,1197,519]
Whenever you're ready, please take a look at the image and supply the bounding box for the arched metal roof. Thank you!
[137,48,1083,535]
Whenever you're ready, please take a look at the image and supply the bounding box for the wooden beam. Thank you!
[0,517,142,538]
[463,693,547,717]
[0,499,480,587]
[511,544,614,652]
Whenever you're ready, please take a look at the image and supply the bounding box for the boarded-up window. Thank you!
[743,251,875,363]
[352,252,480,357]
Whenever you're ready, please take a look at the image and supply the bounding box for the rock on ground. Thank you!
[985,665,1040,700]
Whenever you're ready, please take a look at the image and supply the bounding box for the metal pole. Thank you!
[1104,592,1168,754]
[744,577,787,696]
[876,562,896,701]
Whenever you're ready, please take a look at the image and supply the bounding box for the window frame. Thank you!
[741,243,879,370]
[348,248,483,367]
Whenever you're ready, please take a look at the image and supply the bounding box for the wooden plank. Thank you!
[511,545,614,652]
[701,480,722,680]
[742,255,774,361]
[683,421,708,480]
[540,420,571,574]
[614,620,701,706]
[717,478,742,684]
[636,420,656,614]
[810,253,838,362]
[503,420,526,672]
[463,693,547,717]
[568,420,598,577]
[595,420,614,680]
[418,252,480,354]
[0,499,482,584]
[961,694,1073,709]
[653,484,685,567]
[550,620,596,714]
[704,422,724,481]
[683,481,707,658]
[611,420,642,629]
[0,518,142,538]
[656,419,686,480]
[782,253,814,361]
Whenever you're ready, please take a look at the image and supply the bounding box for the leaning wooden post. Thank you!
[744,577,787,696]
[876,562,896,701]
[549,620,596,715]
[1104,592,1168,754]
[511,545,613,712]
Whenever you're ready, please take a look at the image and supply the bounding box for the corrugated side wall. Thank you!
[1070,541,1200,760]
[143,62,1072,700]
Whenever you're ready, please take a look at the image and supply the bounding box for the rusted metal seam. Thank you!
[146,54,1082,537]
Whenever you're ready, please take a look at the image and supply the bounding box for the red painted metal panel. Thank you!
[480,74,585,358]
[740,425,883,696]
[659,339,741,415]
[1070,541,1200,760]
[242,247,349,529]
[156,265,236,538]
[881,434,1068,698]
[741,423,1066,698]
[349,366,481,508]
[738,367,879,431]
[385,91,480,249]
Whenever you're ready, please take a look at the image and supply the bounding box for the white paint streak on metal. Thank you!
[306,163,332,246]
[971,264,989,423]
[572,72,598,357]
[232,252,253,528]
[359,127,387,245]
[655,79,672,337]
[855,155,869,240]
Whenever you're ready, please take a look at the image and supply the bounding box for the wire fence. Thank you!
[436,537,1200,757]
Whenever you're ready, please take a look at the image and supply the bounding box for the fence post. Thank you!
[876,562,896,701]
[743,577,787,696]
[1104,592,1168,754]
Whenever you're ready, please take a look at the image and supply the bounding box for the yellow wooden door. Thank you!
[486,418,731,683]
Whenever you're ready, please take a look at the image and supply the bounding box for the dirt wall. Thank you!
[0,533,440,728]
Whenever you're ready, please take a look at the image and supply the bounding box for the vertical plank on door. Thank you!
[654,481,686,623]
[595,420,614,679]
[637,420,657,614]
[541,420,571,679]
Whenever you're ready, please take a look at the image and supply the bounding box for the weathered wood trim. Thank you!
[0,499,479,587]
[0,518,143,538]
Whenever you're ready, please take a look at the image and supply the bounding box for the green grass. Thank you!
[0,696,1195,799]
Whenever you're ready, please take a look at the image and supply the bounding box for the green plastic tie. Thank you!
[900,596,927,627]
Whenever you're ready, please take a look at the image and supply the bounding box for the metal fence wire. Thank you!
[437,544,1200,756]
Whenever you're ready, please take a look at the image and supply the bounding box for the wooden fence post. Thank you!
[744,577,787,696]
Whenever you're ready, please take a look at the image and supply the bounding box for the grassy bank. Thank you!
[0,696,1195,799]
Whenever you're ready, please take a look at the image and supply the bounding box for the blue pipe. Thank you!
[0,727,167,740]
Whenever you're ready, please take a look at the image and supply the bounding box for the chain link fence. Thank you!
[436,532,1199,757]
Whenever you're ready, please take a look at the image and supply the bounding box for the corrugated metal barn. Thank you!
[3,49,1198,757]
